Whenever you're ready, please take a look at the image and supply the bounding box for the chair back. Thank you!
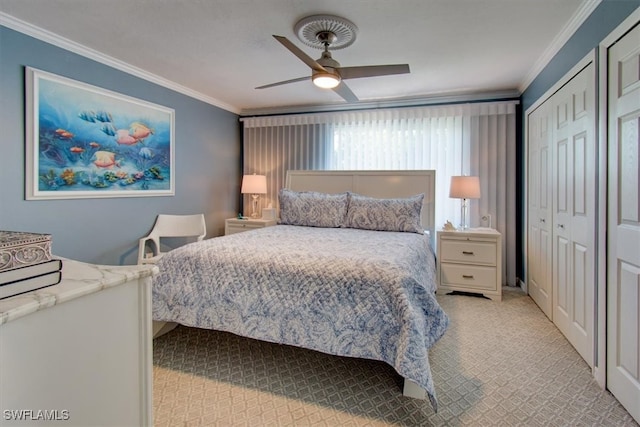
[138,213,206,264]
[151,214,206,239]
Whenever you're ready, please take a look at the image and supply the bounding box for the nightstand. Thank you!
[225,218,277,235]
[436,228,502,301]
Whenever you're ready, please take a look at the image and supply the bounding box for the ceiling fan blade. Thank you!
[256,76,310,89]
[338,64,410,80]
[333,82,359,103]
[273,35,327,73]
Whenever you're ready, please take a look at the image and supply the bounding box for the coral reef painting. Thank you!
[25,67,175,199]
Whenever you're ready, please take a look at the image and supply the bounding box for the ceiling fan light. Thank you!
[313,73,341,89]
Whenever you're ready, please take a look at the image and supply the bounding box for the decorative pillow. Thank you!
[278,189,348,228]
[345,193,424,234]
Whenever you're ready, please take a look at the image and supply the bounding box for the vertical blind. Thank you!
[241,101,517,285]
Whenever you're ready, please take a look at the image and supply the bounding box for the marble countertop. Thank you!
[0,258,158,325]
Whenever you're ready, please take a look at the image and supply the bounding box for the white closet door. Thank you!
[551,62,596,367]
[527,101,553,319]
[607,21,640,423]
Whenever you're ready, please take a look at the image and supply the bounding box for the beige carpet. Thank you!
[152,288,637,426]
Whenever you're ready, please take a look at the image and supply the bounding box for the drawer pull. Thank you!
[462,274,474,279]
[462,251,474,255]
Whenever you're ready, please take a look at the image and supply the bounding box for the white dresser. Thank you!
[225,218,277,235]
[436,228,502,301]
[0,259,157,426]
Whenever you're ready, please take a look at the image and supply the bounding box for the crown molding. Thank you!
[518,0,602,93]
[239,89,521,117]
[0,12,240,115]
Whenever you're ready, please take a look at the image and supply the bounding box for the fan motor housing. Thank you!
[317,51,340,69]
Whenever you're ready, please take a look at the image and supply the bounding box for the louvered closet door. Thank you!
[527,101,553,319]
[607,21,640,423]
[551,62,596,367]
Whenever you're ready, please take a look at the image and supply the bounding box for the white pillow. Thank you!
[345,193,424,234]
[278,189,348,228]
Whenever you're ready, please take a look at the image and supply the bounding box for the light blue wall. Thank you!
[522,0,639,110]
[0,26,241,265]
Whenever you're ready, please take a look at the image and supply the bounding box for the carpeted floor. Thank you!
[152,287,637,426]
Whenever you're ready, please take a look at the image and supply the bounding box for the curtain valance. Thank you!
[240,101,518,128]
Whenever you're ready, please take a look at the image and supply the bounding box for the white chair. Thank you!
[137,214,206,265]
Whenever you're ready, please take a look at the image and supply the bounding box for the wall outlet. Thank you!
[480,214,492,228]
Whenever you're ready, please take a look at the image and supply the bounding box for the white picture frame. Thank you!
[25,67,175,200]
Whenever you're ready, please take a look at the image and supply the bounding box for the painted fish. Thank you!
[70,146,84,153]
[129,122,154,140]
[41,143,66,166]
[89,142,100,148]
[116,129,139,145]
[101,124,116,137]
[93,151,119,169]
[78,111,96,123]
[94,111,113,123]
[55,129,74,139]
[139,147,153,159]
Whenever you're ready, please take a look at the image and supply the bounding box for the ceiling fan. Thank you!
[255,15,410,103]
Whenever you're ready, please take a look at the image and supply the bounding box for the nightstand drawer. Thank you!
[440,240,497,265]
[226,223,261,234]
[440,263,497,291]
[225,218,277,235]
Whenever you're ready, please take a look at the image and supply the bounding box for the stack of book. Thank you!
[0,231,62,300]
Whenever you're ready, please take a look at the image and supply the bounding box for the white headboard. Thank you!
[285,170,436,246]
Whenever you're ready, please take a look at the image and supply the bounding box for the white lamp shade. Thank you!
[449,176,481,199]
[241,174,267,194]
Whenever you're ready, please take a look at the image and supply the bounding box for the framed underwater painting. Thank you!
[25,67,175,200]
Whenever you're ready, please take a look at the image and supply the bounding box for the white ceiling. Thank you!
[0,0,595,115]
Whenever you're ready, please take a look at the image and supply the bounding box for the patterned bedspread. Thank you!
[153,225,449,409]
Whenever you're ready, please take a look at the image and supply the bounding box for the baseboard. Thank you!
[519,278,527,294]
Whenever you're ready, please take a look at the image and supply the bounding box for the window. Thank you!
[242,101,517,285]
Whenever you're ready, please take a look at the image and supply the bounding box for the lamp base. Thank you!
[250,194,260,218]
[460,198,469,230]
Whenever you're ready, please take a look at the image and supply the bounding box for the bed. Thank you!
[152,170,449,410]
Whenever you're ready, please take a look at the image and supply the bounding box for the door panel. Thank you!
[573,242,587,331]
[620,117,639,223]
[540,144,550,211]
[618,262,639,379]
[555,235,570,317]
[607,21,640,423]
[573,133,586,216]
[527,102,553,319]
[556,138,569,215]
[552,62,595,367]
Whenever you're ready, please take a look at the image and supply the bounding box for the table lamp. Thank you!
[241,174,267,218]
[449,176,481,229]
